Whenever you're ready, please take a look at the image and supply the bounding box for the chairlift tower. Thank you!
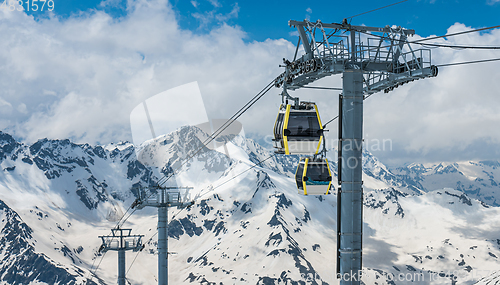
[134,186,194,285]
[98,228,144,285]
[274,19,438,284]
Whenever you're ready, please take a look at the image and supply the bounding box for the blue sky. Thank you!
[2,0,500,166]
[31,0,500,41]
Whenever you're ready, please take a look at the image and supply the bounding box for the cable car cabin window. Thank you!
[286,112,321,139]
[274,113,284,139]
[305,163,331,185]
[295,162,305,189]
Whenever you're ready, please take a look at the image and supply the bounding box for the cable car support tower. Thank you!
[133,186,194,285]
[274,19,438,284]
[98,228,144,285]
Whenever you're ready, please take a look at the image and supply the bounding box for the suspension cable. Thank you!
[357,24,500,54]
[436,57,500,67]
[125,231,158,275]
[196,153,277,199]
[321,86,383,129]
[89,250,108,280]
[120,152,277,276]
[411,24,500,44]
[113,203,135,231]
[85,252,99,281]
[300,86,343,90]
[156,80,275,187]
[113,79,276,230]
[415,42,500,49]
[322,115,339,128]
[346,0,410,19]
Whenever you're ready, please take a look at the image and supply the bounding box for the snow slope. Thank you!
[0,128,499,284]
[393,161,500,206]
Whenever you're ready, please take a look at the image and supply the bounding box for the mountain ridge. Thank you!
[0,128,499,284]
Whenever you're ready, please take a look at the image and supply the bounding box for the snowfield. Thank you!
[0,128,499,284]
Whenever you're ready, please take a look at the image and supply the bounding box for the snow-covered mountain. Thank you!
[392,161,500,206]
[0,128,499,284]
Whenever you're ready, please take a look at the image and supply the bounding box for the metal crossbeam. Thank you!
[275,19,437,94]
[98,228,144,285]
[289,20,416,35]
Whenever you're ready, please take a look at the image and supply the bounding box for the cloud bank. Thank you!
[0,0,294,144]
[0,0,499,165]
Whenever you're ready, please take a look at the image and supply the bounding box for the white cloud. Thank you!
[487,0,500,5]
[0,0,295,145]
[215,2,239,22]
[42,90,57,96]
[0,97,11,108]
[0,2,499,165]
[192,2,239,29]
[207,0,221,8]
[363,23,500,164]
[191,0,199,8]
[99,0,122,8]
[17,103,27,114]
[192,10,215,28]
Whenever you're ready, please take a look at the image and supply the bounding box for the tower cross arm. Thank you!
[98,230,144,252]
[289,20,415,35]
